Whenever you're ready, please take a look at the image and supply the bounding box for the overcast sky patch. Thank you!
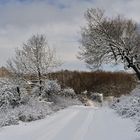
[0,0,139,71]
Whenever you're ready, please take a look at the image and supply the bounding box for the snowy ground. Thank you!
[0,105,140,140]
[111,86,140,132]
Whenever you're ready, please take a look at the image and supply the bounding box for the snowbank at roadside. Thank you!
[111,85,140,132]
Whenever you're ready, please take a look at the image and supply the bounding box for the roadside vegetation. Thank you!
[48,70,136,97]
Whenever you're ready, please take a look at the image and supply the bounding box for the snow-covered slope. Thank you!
[111,86,140,132]
[0,106,139,140]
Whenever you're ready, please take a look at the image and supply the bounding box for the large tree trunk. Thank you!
[124,56,140,80]
[131,65,140,80]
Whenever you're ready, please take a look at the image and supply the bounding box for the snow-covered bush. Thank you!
[17,97,53,122]
[0,84,29,109]
[0,96,53,127]
[90,92,103,103]
[31,80,61,98]
[111,87,140,131]
[0,78,30,109]
[0,109,19,127]
[59,88,76,98]
[41,80,61,98]
[31,80,78,99]
[0,78,53,126]
[31,86,41,97]
[50,95,82,109]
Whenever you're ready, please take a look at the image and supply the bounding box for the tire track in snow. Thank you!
[35,109,80,140]
[72,110,94,140]
[51,107,95,140]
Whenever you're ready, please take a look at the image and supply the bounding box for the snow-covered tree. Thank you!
[79,8,140,80]
[7,34,61,94]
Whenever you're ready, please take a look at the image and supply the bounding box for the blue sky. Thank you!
[0,0,139,71]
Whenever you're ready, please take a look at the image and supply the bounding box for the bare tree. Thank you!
[79,8,140,80]
[7,34,61,93]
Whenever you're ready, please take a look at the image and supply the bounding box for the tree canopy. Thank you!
[7,34,61,93]
[79,8,140,80]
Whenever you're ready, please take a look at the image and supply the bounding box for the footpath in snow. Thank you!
[0,105,140,140]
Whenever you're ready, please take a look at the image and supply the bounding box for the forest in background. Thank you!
[0,67,136,97]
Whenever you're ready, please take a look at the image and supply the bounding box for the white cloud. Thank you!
[0,0,140,70]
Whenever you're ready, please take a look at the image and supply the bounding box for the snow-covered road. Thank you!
[0,106,140,140]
